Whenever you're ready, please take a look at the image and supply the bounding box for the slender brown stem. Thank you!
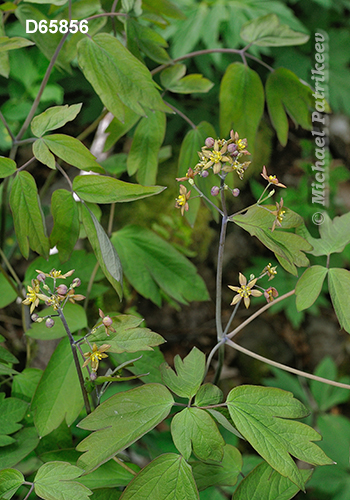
[0,111,15,141]
[163,101,196,129]
[57,307,91,414]
[112,456,137,475]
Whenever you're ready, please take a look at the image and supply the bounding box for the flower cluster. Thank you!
[22,269,85,322]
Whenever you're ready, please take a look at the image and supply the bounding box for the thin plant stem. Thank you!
[0,177,9,251]
[0,248,22,286]
[223,301,240,337]
[22,484,34,500]
[216,180,228,342]
[84,261,100,311]
[0,111,15,141]
[17,157,36,172]
[112,456,137,476]
[107,202,116,236]
[57,307,91,414]
[0,263,20,297]
[76,109,108,143]
[15,32,70,142]
[190,183,224,216]
[225,337,350,391]
[163,101,196,129]
[111,0,120,36]
[85,12,127,21]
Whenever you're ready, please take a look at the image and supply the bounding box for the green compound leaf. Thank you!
[328,268,350,334]
[9,171,50,259]
[240,14,309,47]
[111,225,209,306]
[295,265,328,311]
[34,462,92,500]
[231,204,312,275]
[0,427,39,469]
[31,338,84,437]
[0,468,24,500]
[191,444,242,491]
[0,394,28,435]
[73,175,166,204]
[220,62,264,154]
[33,138,56,170]
[0,156,16,178]
[160,64,186,89]
[31,103,82,138]
[89,314,165,353]
[226,385,333,490]
[167,74,214,94]
[171,407,225,461]
[232,461,312,500]
[266,68,314,146]
[127,110,166,185]
[50,189,79,262]
[297,212,350,256]
[160,347,205,399]
[81,203,123,300]
[77,384,174,472]
[43,134,102,172]
[77,33,169,122]
[119,453,199,500]
[0,35,34,52]
[26,302,87,340]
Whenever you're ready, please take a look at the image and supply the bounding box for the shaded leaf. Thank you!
[0,427,39,469]
[160,64,186,89]
[0,156,16,178]
[311,357,350,412]
[232,461,312,500]
[220,62,264,154]
[31,338,84,437]
[120,453,199,500]
[0,36,34,52]
[191,444,242,491]
[110,348,166,385]
[127,110,166,185]
[89,313,165,353]
[31,104,82,138]
[142,0,186,20]
[77,33,169,122]
[104,108,140,152]
[295,265,328,311]
[34,462,92,500]
[171,407,225,461]
[80,203,123,300]
[33,138,56,170]
[0,273,17,308]
[328,268,350,333]
[73,175,166,203]
[12,368,42,403]
[77,384,174,471]
[194,383,223,407]
[126,18,170,64]
[266,68,314,146]
[50,189,80,262]
[167,74,214,94]
[161,347,205,399]
[9,171,49,259]
[0,395,28,435]
[111,225,209,306]
[78,459,138,489]
[240,14,309,47]
[226,385,333,489]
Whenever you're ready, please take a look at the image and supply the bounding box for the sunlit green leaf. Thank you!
[171,407,225,461]
[111,225,209,306]
[295,265,328,311]
[73,175,166,203]
[328,268,350,333]
[77,384,174,471]
[0,36,34,52]
[0,156,16,178]
[226,385,333,489]
[31,104,82,138]
[31,338,84,437]
[161,347,205,399]
[33,138,56,170]
[240,14,309,47]
[127,110,166,185]
[77,33,169,122]
[9,171,50,259]
[119,453,199,500]
[126,18,170,64]
[50,189,80,262]
[34,462,92,500]
[167,74,214,94]
[194,383,223,407]
[0,469,24,500]
[232,461,312,500]
[220,62,264,154]
[160,64,186,89]
[43,134,102,172]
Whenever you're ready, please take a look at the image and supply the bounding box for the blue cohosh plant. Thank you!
[2,2,350,500]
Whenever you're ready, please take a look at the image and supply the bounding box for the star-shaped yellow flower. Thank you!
[22,280,49,313]
[82,343,111,372]
[228,273,262,309]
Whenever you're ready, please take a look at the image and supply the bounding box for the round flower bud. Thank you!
[201,170,209,178]
[227,143,237,154]
[90,371,97,381]
[36,273,46,282]
[46,318,55,328]
[102,316,113,327]
[31,313,39,322]
[72,277,81,287]
[205,137,215,148]
[56,284,68,296]
[232,188,240,197]
[210,186,220,197]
